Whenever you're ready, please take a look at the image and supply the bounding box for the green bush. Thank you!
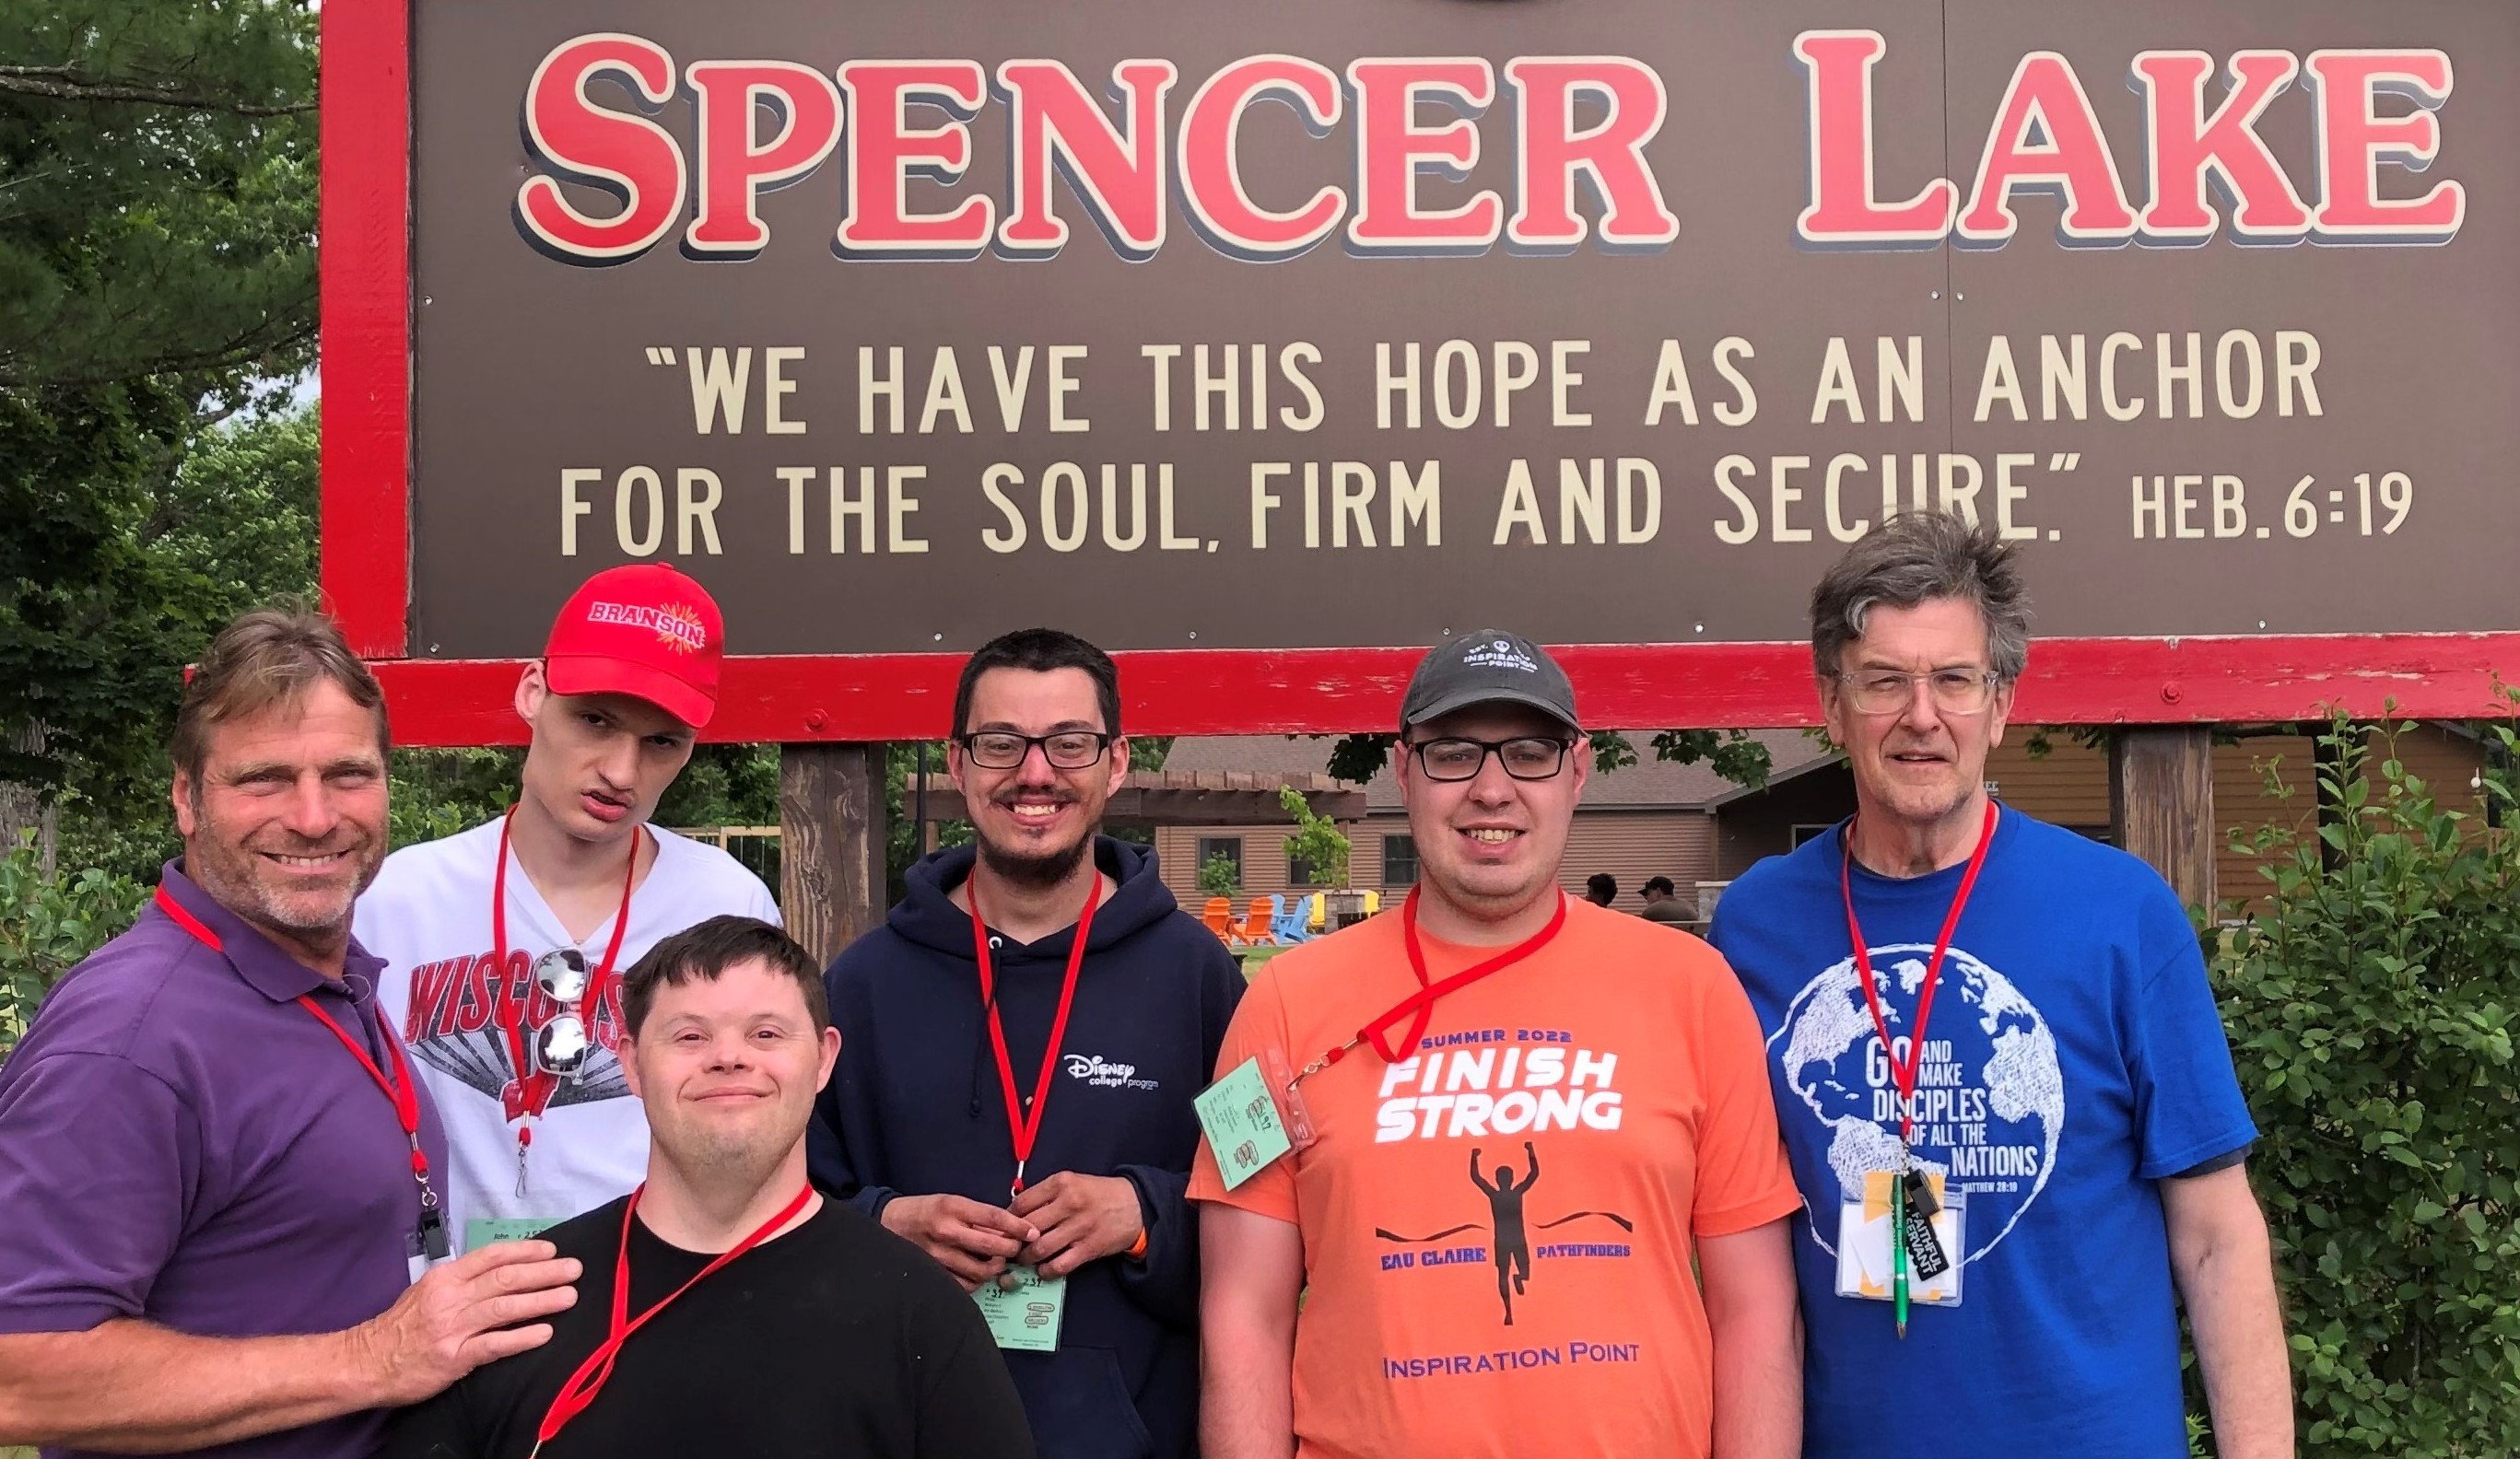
[2213,717,2520,1456]
[1197,852,1241,898]
[0,836,146,1060]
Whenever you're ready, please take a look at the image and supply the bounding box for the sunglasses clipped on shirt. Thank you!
[530,948,595,1077]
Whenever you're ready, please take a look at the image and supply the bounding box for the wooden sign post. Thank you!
[2109,728,2218,915]
[779,743,887,966]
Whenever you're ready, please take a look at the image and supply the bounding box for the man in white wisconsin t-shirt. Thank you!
[357,565,779,1252]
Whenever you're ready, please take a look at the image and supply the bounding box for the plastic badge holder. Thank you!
[1260,1045,1320,1152]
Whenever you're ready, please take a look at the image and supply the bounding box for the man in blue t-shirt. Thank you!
[1710,512,2291,1459]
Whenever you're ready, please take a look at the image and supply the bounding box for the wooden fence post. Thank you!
[778,743,887,965]
[2109,726,2218,914]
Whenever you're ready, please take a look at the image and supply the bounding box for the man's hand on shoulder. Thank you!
[1011,1172,1144,1278]
[346,1241,580,1406]
[881,1194,1037,1291]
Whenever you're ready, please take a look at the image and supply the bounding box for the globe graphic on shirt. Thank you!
[1771,943,2066,1263]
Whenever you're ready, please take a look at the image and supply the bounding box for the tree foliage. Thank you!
[0,0,317,392]
[2214,714,2520,1457]
[1,0,318,858]
[1325,727,1773,789]
[0,832,143,1058]
[1278,785,1351,889]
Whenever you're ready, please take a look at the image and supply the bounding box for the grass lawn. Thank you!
[1236,943,1294,978]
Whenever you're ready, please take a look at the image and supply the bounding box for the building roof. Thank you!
[1159,729,1836,811]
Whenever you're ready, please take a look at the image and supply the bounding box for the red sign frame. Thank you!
[318,0,2520,746]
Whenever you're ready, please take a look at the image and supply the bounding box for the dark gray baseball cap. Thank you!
[1399,630,1581,734]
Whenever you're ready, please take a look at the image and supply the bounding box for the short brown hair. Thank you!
[621,916,827,1037]
[171,606,389,782]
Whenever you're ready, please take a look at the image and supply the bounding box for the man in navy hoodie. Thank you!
[810,628,1245,1459]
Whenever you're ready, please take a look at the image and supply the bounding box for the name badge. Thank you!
[1195,1056,1295,1191]
[975,1265,1067,1351]
[466,1216,563,1252]
[1834,1170,1967,1307]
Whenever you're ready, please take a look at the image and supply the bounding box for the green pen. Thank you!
[1891,1172,1910,1338]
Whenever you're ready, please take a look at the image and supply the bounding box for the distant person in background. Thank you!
[1583,872,1617,906]
[1639,876,1694,925]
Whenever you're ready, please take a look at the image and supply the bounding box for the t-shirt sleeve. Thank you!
[912,1293,1039,1459]
[1185,969,1300,1224]
[1685,957,1805,1238]
[0,1051,199,1333]
[2127,898,2257,1180]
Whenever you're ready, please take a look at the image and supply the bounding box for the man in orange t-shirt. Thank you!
[1191,631,1803,1459]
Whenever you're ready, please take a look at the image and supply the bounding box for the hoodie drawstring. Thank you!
[968,933,1002,1117]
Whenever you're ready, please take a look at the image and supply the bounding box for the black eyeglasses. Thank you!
[957,730,1113,771]
[1405,736,1574,782]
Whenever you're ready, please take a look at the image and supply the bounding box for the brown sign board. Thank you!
[329,0,2520,738]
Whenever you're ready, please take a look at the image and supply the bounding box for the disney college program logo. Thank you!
[1064,1053,1159,1091]
[1770,941,2067,1264]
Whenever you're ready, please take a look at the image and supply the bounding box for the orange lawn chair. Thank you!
[1233,896,1279,945]
[1201,896,1239,946]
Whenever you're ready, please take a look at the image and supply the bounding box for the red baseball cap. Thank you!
[541,565,724,729]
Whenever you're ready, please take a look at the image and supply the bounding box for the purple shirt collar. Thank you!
[155,860,387,1004]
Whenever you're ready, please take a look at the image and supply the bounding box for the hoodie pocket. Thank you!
[1005,1345,1156,1459]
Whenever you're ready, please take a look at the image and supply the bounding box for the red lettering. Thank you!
[451,952,498,1035]
[1176,55,1347,261]
[2303,49,2463,243]
[835,60,993,258]
[995,60,1178,261]
[1502,57,1678,252]
[1957,53,2137,246]
[409,958,463,1042]
[2132,51,2309,244]
[495,951,533,1034]
[517,34,686,263]
[684,60,845,256]
[1792,30,1955,248]
[1344,58,1501,255]
[595,976,627,1053]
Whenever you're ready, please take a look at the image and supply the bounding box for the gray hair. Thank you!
[1809,512,2032,681]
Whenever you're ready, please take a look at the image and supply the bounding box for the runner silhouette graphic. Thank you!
[1471,1142,1540,1325]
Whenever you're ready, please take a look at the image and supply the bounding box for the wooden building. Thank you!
[1153,721,2493,921]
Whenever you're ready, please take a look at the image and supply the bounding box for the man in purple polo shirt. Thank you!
[0,608,580,1458]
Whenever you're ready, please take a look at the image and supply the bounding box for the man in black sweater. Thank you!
[383,917,1033,1459]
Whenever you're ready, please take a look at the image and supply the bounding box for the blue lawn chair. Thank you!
[1268,893,1314,944]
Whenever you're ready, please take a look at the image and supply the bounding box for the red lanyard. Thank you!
[493,806,642,1130]
[967,874,1102,1196]
[533,1182,815,1454]
[152,882,443,1238]
[1840,800,1998,1145]
[1305,886,1570,1078]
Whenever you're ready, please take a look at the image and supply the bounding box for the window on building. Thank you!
[1196,837,1243,889]
[1287,852,1320,886]
[1790,823,1834,848]
[1382,834,1420,886]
